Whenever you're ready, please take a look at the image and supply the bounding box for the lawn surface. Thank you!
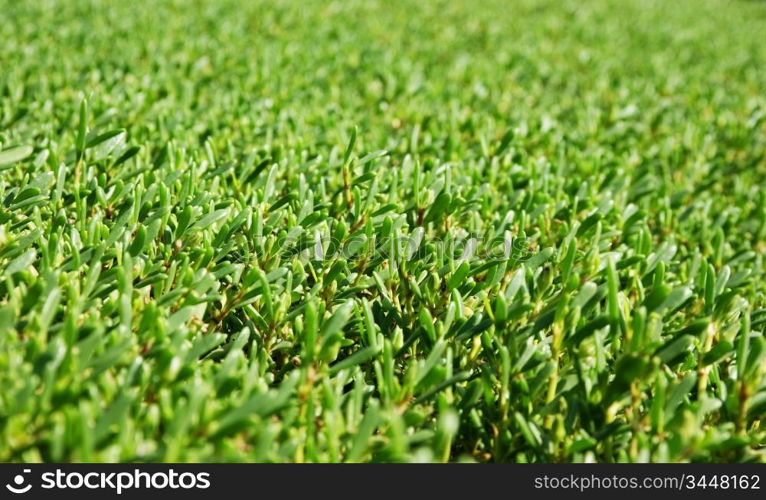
[1,0,766,462]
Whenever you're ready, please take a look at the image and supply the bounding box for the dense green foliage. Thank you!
[1,0,766,462]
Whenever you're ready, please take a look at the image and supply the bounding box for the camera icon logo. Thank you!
[6,469,32,494]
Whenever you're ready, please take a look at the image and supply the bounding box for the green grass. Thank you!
[1,0,766,463]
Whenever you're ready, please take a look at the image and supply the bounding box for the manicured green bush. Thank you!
[1,0,765,462]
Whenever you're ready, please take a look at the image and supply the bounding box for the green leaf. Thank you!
[0,145,34,168]
[655,334,695,365]
[703,340,734,366]
[424,192,452,224]
[5,249,36,274]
